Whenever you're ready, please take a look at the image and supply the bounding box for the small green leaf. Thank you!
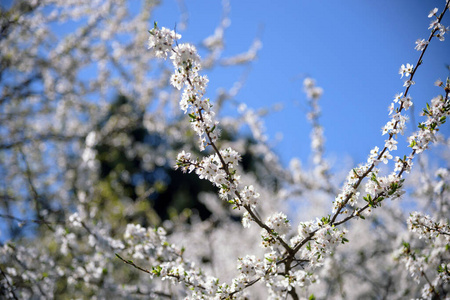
[371,173,379,184]
[152,266,162,276]
[265,257,273,263]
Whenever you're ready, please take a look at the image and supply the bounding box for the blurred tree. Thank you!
[91,94,281,229]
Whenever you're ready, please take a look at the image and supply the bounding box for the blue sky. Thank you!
[153,0,450,167]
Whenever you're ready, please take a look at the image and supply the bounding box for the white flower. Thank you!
[148,27,181,59]
[385,138,398,151]
[266,212,291,236]
[428,8,438,18]
[414,39,429,51]
[171,44,201,70]
[399,63,413,78]
[401,95,413,110]
[403,79,415,87]
[68,213,82,228]
[240,185,260,206]
[393,92,403,103]
[380,150,392,164]
[388,102,395,115]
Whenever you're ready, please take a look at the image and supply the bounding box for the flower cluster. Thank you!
[395,234,449,299]
[300,225,348,268]
[124,224,171,260]
[175,147,262,208]
[428,7,450,41]
[122,224,274,299]
[332,177,360,214]
[149,26,216,151]
[408,212,450,240]
[148,25,181,59]
[303,78,323,100]
[265,270,316,298]
[382,93,410,138]
[261,212,291,247]
[364,171,404,199]
[394,155,413,173]
[396,243,427,284]
[237,255,267,278]
[409,92,450,154]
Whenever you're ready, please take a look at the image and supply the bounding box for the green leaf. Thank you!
[152,266,162,276]
[363,194,372,203]
[371,173,378,184]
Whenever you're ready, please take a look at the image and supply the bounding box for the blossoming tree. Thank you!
[0,0,449,299]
